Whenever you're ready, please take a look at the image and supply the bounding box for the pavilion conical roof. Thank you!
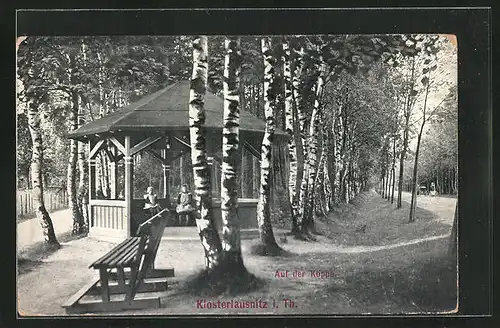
[66,80,287,142]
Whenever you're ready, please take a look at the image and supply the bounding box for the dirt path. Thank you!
[400,191,457,225]
[17,191,458,316]
[323,234,449,254]
[17,209,72,251]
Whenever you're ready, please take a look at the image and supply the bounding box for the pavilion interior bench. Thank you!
[63,208,174,314]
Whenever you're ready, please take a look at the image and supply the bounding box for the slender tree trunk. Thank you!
[103,150,110,197]
[77,142,89,233]
[409,130,422,223]
[290,44,306,234]
[322,145,331,212]
[77,42,89,230]
[409,78,430,223]
[397,57,416,209]
[339,109,349,203]
[443,170,447,194]
[443,170,446,194]
[220,36,245,266]
[327,116,336,208]
[68,91,85,235]
[283,38,300,236]
[77,98,89,233]
[386,167,391,200]
[450,168,453,194]
[391,137,397,204]
[437,169,441,193]
[27,99,59,246]
[384,169,388,199]
[189,36,222,269]
[304,61,326,232]
[314,145,327,216]
[256,37,279,248]
[96,153,104,197]
[383,169,387,199]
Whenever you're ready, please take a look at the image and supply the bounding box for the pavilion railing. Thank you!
[88,198,171,240]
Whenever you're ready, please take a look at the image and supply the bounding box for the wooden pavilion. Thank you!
[66,81,288,241]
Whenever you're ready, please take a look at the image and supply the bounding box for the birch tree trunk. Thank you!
[220,37,244,266]
[256,37,279,249]
[102,151,110,197]
[339,111,349,203]
[27,99,59,245]
[409,77,431,223]
[76,42,89,231]
[189,36,222,270]
[68,90,85,235]
[282,39,301,236]
[391,137,397,204]
[304,61,326,232]
[77,141,89,232]
[77,100,89,233]
[314,137,327,216]
[397,57,416,208]
[291,44,306,234]
[327,114,336,208]
[385,167,390,200]
[323,132,332,212]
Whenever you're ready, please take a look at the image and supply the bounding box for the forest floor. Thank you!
[17,190,458,316]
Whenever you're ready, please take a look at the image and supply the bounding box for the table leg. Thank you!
[99,268,110,302]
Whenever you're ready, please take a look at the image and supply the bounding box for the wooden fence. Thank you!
[17,188,68,217]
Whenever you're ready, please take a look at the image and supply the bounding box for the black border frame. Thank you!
[3,6,494,328]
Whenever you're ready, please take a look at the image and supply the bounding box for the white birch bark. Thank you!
[189,36,223,269]
[282,39,300,234]
[291,44,306,231]
[27,98,60,245]
[220,37,243,264]
[256,37,279,246]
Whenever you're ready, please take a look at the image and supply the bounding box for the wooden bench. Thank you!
[63,208,174,314]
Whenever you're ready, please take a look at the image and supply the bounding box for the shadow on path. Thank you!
[17,231,87,275]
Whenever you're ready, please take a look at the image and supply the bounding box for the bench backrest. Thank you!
[136,208,170,260]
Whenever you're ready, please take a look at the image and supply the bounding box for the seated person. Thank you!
[176,184,194,226]
[143,186,161,217]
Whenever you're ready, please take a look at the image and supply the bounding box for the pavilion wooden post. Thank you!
[88,144,97,200]
[109,147,117,199]
[162,163,171,199]
[124,136,133,237]
[161,137,172,200]
[109,162,117,199]
[180,155,185,186]
[88,140,101,232]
